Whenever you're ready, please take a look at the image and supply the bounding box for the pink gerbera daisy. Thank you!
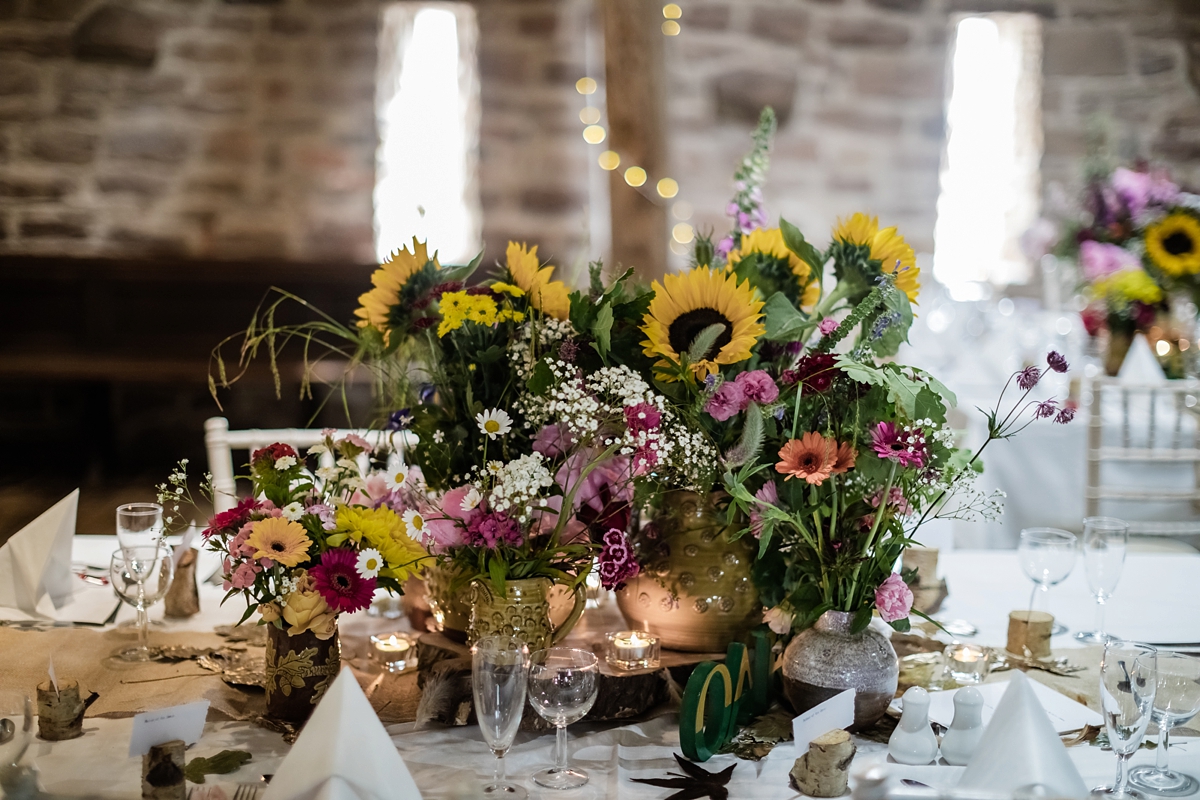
[870,422,926,468]
[311,547,376,613]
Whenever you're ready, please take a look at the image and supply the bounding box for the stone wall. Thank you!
[1,0,1198,272]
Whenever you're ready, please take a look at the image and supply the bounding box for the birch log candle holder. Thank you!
[1007,610,1054,660]
[142,739,186,800]
[163,548,200,619]
[790,729,856,797]
[36,679,86,741]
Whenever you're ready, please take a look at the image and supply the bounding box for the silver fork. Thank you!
[232,785,261,800]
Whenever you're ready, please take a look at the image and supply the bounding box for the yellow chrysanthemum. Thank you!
[506,242,570,320]
[335,506,429,581]
[490,282,525,297]
[246,517,311,568]
[354,238,439,336]
[437,291,499,337]
[832,213,920,304]
[1145,213,1200,277]
[640,267,765,380]
[726,227,821,308]
[1094,269,1163,306]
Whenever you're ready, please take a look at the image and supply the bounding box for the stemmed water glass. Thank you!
[110,546,174,661]
[1095,641,1157,800]
[528,647,598,790]
[1018,527,1077,636]
[0,691,32,786]
[1128,652,1200,797]
[472,635,531,799]
[1075,517,1128,644]
[116,503,164,554]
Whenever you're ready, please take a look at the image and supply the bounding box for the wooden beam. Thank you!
[602,0,668,279]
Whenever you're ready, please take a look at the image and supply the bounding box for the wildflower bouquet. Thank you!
[195,432,430,637]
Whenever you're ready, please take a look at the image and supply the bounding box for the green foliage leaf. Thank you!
[762,292,809,340]
[526,359,554,395]
[592,302,614,359]
[488,556,507,596]
[913,386,947,425]
[834,355,887,388]
[184,751,253,784]
[888,616,912,633]
[882,370,923,418]
[850,605,873,634]
[780,218,825,281]
[687,323,726,363]
[868,288,913,358]
[441,252,481,283]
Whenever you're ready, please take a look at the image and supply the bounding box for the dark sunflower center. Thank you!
[334,574,351,591]
[1163,231,1194,256]
[271,542,285,552]
[667,308,733,360]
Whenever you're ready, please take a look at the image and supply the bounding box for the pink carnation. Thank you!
[1079,240,1140,282]
[874,572,914,623]
[818,317,838,336]
[704,381,745,422]
[735,369,779,404]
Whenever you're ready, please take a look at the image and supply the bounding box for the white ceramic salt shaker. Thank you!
[939,686,985,766]
[888,686,939,765]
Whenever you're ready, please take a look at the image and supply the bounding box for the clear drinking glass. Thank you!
[1075,517,1128,644]
[1094,641,1157,800]
[0,691,32,771]
[110,545,174,662]
[1018,527,1077,635]
[1128,652,1200,797]
[116,503,164,554]
[472,635,531,799]
[528,647,598,790]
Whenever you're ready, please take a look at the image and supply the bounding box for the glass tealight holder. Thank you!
[944,643,991,685]
[370,632,418,674]
[605,630,661,671]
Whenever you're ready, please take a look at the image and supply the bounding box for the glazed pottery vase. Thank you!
[615,490,759,652]
[1105,329,1133,377]
[264,623,341,724]
[468,577,586,651]
[425,564,471,642]
[780,610,898,731]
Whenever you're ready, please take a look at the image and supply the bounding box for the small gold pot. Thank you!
[468,577,586,651]
[425,563,471,642]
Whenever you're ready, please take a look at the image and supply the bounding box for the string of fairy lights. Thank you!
[576,3,696,256]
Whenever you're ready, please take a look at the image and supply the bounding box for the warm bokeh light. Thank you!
[672,201,693,220]
[669,239,689,256]
[624,166,647,187]
[579,107,601,124]
[1181,339,1191,352]
[656,178,679,198]
[672,223,694,243]
[583,125,606,144]
[598,150,620,170]
[662,20,680,35]
[663,3,682,19]
[575,77,597,95]
[1156,339,1171,357]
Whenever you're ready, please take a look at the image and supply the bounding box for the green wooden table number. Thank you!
[680,629,778,762]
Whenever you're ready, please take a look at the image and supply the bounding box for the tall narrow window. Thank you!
[375,4,480,263]
[933,14,1042,299]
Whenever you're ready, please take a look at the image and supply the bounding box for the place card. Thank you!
[793,689,855,756]
[128,700,209,756]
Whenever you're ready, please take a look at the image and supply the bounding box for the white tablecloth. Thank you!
[15,544,1200,797]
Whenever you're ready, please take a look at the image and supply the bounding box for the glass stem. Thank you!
[1095,594,1106,638]
[495,751,506,785]
[1115,752,1129,795]
[555,724,568,772]
[1027,583,1039,616]
[136,581,148,651]
[1156,723,1171,773]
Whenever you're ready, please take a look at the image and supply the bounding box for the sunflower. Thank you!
[641,267,765,380]
[246,517,311,567]
[1145,212,1200,277]
[506,242,570,320]
[354,238,439,338]
[832,213,920,303]
[726,228,821,308]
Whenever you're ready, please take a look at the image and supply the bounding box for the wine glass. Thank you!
[1075,517,1128,644]
[1128,652,1200,797]
[1018,527,1076,636]
[110,545,174,661]
[116,503,164,555]
[1095,641,1157,799]
[527,647,598,790]
[472,635,531,799]
[0,691,32,781]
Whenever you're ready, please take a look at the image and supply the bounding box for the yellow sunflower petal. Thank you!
[832,213,879,246]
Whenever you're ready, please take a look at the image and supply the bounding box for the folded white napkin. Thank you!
[1119,333,1167,383]
[957,672,1086,797]
[263,669,423,800]
[0,490,79,617]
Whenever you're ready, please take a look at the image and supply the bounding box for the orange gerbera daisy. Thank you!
[831,442,857,475]
[776,432,837,485]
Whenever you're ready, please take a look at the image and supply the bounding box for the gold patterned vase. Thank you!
[615,490,760,652]
[468,577,586,651]
[425,564,471,642]
[264,623,341,724]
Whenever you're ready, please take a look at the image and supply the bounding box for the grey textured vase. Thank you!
[781,610,899,731]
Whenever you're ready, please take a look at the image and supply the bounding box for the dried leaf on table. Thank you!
[631,753,736,800]
[717,707,794,761]
[214,624,268,647]
[184,750,252,783]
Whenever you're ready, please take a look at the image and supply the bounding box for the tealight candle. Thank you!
[605,630,661,671]
[370,632,418,674]
[944,643,991,685]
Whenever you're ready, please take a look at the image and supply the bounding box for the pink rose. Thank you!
[763,606,794,635]
[1079,240,1140,282]
[735,369,779,404]
[704,381,745,422]
[874,572,914,623]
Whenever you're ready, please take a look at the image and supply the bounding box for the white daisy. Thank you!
[475,408,513,440]
[281,502,304,521]
[356,548,383,578]
[460,487,482,513]
[402,509,426,534]
[384,469,408,491]
[314,466,338,482]
[274,455,297,470]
